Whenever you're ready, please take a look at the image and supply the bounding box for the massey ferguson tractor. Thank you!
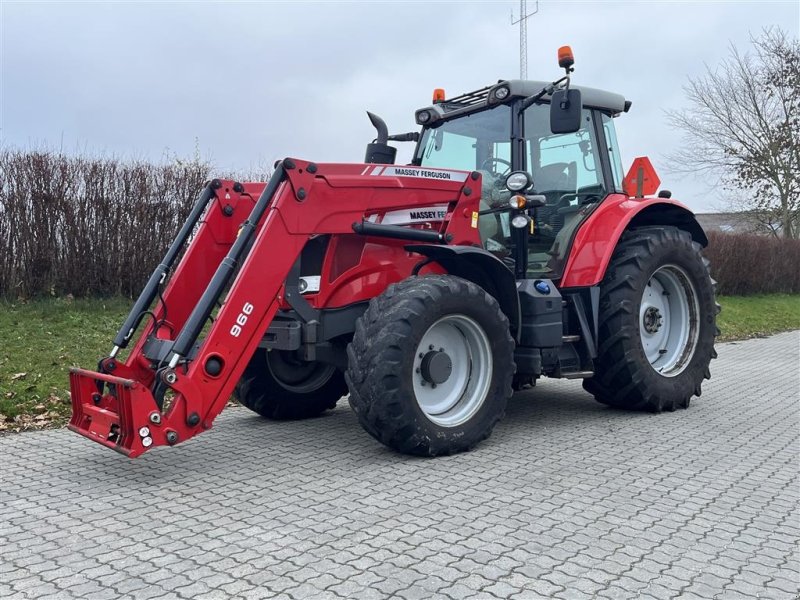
[68,47,718,458]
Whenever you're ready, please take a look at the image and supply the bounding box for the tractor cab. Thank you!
[410,77,630,280]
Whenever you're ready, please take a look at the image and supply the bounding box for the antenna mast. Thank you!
[511,0,539,79]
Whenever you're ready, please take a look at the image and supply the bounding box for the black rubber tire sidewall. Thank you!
[235,348,347,420]
[346,275,515,456]
[585,226,718,411]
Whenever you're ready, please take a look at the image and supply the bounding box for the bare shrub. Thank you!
[705,231,800,295]
[0,149,212,298]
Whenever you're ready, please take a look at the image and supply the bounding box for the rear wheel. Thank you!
[584,226,719,411]
[235,348,347,420]
[346,275,515,456]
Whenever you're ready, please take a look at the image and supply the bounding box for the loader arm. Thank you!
[69,159,481,457]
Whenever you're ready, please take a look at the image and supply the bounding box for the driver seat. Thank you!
[535,162,577,195]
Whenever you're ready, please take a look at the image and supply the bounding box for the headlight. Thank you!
[505,171,531,192]
[511,214,531,229]
[298,276,320,294]
[494,85,510,100]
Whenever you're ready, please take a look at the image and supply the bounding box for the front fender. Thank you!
[560,194,707,289]
[406,244,521,341]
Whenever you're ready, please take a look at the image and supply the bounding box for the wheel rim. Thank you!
[639,265,700,377]
[266,351,335,393]
[412,314,493,427]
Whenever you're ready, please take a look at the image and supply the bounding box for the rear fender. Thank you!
[406,245,521,341]
[560,195,707,289]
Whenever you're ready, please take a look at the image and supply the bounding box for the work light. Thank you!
[505,171,531,192]
[494,85,510,100]
[511,214,531,229]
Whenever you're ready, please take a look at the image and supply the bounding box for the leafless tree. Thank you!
[667,27,799,239]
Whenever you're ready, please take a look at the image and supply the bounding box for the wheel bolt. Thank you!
[429,345,435,350]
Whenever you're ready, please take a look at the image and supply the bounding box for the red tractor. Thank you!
[69,48,718,458]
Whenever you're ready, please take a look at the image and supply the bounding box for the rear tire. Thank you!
[584,226,719,412]
[235,348,347,420]
[346,275,515,456]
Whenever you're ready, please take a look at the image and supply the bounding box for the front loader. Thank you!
[69,47,718,458]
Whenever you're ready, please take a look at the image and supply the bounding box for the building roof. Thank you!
[695,212,774,235]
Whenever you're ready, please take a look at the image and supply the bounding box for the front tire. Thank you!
[346,275,515,456]
[584,226,719,412]
[235,348,347,420]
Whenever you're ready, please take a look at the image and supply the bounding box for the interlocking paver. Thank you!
[0,331,797,599]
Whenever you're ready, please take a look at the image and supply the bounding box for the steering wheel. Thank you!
[479,157,512,179]
[557,191,602,204]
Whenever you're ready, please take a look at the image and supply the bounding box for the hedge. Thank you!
[704,231,800,295]
[1,149,797,298]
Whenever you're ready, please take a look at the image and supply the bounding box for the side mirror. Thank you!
[550,88,582,134]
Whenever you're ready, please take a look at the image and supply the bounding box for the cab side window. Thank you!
[525,108,605,199]
[602,113,625,191]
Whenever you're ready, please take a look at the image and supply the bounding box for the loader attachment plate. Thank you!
[68,368,161,457]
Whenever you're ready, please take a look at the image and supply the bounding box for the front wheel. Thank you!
[584,226,719,412]
[346,275,515,456]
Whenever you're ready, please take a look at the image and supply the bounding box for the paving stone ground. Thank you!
[1,331,798,600]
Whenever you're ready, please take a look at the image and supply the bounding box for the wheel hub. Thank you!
[642,306,663,333]
[639,265,700,377]
[420,350,452,385]
[412,315,493,427]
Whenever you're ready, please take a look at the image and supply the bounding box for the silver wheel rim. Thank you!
[639,265,700,377]
[412,314,493,427]
[266,351,335,393]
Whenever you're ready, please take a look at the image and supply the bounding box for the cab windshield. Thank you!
[416,104,511,179]
[416,105,514,254]
[416,102,609,277]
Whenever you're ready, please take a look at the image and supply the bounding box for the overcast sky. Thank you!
[2,0,798,212]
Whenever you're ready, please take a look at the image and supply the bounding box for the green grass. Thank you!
[0,297,129,429]
[0,294,798,430]
[717,294,800,342]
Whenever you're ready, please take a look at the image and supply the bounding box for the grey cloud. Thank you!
[2,0,798,211]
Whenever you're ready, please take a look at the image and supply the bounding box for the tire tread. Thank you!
[584,226,718,412]
[346,275,515,456]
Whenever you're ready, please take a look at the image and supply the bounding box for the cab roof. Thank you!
[415,79,630,126]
